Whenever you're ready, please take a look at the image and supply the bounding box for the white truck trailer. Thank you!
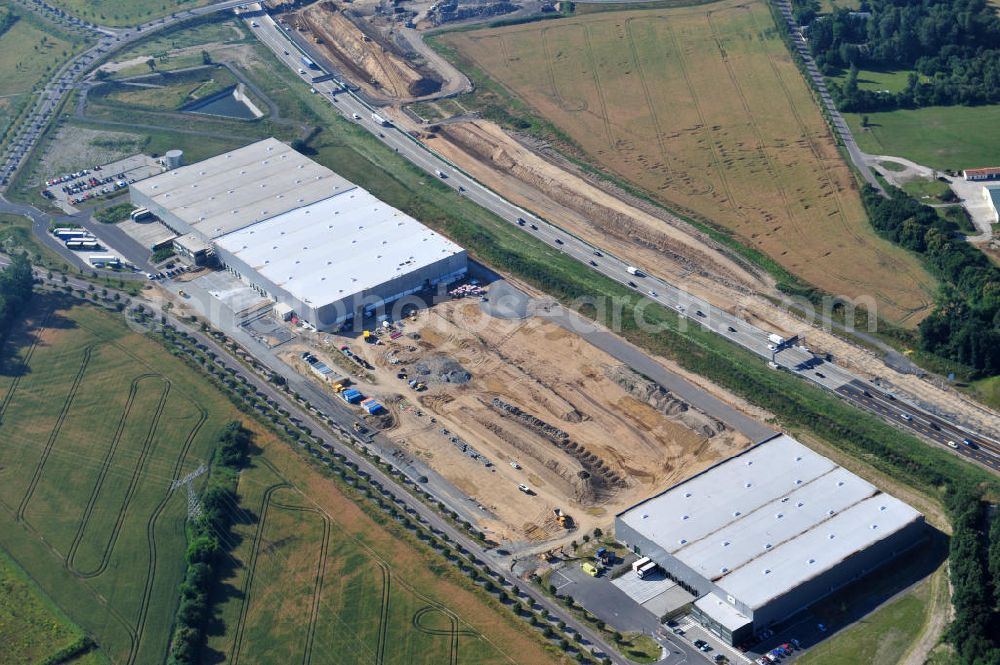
[626,266,644,277]
[768,333,786,346]
[636,560,658,579]
[371,112,389,126]
[631,556,652,574]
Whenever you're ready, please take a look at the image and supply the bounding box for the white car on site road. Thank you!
[510,461,521,470]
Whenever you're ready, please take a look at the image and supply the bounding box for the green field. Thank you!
[0,297,242,664]
[96,67,238,111]
[847,104,1000,171]
[0,548,103,664]
[45,0,213,28]
[209,460,552,665]
[829,68,914,94]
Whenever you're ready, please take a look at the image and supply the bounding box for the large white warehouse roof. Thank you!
[131,138,353,238]
[619,434,922,611]
[214,187,465,307]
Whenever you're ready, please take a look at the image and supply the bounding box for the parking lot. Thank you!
[42,154,160,213]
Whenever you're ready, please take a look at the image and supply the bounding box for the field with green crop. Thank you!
[45,0,213,28]
[437,0,937,325]
[0,548,104,664]
[847,104,1000,171]
[0,297,240,664]
[209,454,549,665]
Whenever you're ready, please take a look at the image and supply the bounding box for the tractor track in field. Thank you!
[64,373,165,574]
[69,377,171,579]
[742,5,934,315]
[581,24,616,152]
[269,499,331,665]
[706,9,802,239]
[126,399,208,665]
[16,344,94,524]
[412,604,478,665]
[623,18,673,178]
[376,559,391,665]
[230,481,292,665]
[541,25,587,113]
[665,20,742,215]
[0,307,53,422]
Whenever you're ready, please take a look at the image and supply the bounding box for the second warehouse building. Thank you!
[130,138,467,329]
[616,434,925,645]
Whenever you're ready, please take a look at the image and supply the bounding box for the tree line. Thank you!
[0,253,34,343]
[861,185,1000,376]
[168,421,252,665]
[947,485,1000,664]
[802,0,1000,111]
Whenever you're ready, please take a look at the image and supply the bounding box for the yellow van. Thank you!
[581,562,599,577]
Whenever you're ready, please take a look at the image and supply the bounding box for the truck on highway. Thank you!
[371,112,389,126]
[300,55,318,69]
[626,266,644,277]
[768,333,786,346]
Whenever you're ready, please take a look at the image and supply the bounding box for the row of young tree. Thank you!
[0,253,34,342]
[802,0,1000,111]
[946,485,1000,664]
[168,422,252,665]
[861,185,1000,375]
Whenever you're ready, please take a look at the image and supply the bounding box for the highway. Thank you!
[247,7,1000,474]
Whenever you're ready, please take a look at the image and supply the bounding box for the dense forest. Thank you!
[861,185,1000,375]
[796,0,1000,111]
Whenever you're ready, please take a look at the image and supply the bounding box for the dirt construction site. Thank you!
[284,1,444,101]
[278,296,749,545]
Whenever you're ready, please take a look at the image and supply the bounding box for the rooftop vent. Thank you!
[776,513,784,519]
[763,569,771,575]
[808,558,816,565]
[764,543,773,550]
[679,538,687,545]
[733,511,742,517]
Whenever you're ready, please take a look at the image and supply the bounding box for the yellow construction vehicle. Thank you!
[554,508,574,529]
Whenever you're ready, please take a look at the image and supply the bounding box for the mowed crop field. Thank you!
[0,297,238,664]
[208,428,565,665]
[439,0,937,325]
